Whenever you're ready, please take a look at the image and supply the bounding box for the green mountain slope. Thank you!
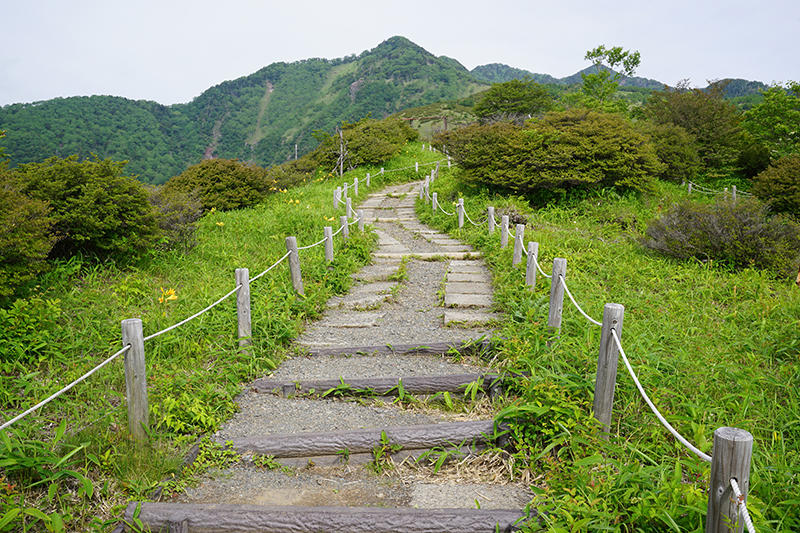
[0,36,487,184]
[471,63,666,89]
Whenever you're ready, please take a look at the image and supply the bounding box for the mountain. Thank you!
[471,63,665,89]
[0,36,487,184]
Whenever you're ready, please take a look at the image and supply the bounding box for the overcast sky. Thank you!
[2,0,798,107]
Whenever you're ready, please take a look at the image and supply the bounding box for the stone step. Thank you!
[444,309,501,327]
[298,340,493,357]
[445,282,493,295]
[319,312,385,328]
[447,272,491,283]
[375,252,481,260]
[444,293,493,308]
[122,503,528,533]
[352,265,400,282]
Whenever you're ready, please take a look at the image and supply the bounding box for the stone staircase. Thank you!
[121,181,531,532]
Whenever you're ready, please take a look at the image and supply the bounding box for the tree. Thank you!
[473,79,553,124]
[581,45,641,103]
[743,82,800,159]
[752,154,800,216]
[644,84,745,176]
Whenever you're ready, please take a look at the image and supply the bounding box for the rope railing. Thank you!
[730,478,756,533]
[297,236,328,251]
[249,251,292,283]
[560,275,602,327]
[143,284,242,342]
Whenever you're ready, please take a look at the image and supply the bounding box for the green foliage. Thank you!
[752,154,800,216]
[581,45,641,103]
[435,109,660,197]
[0,174,54,300]
[12,155,160,260]
[162,158,270,213]
[642,198,800,276]
[743,82,800,159]
[473,79,553,123]
[644,84,745,176]
[146,186,203,250]
[313,117,417,171]
[636,121,701,183]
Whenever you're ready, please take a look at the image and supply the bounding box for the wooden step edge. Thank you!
[299,339,494,357]
[228,419,499,458]
[251,372,503,397]
[121,503,529,533]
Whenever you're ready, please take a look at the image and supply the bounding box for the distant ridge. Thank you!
[471,62,665,89]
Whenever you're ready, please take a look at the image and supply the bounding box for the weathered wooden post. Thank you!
[380,167,384,175]
[435,161,440,177]
[415,161,419,173]
[234,268,251,349]
[706,428,753,533]
[358,210,365,232]
[593,303,624,437]
[333,187,341,209]
[343,181,348,200]
[512,224,525,265]
[324,226,334,262]
[354,177,359,196]
[457,199,464,228]
[285,237,304,295]
[547,258,567,329]
[525,242,538,289]
[432,192,438,213]
[500,215,509,248]
[732,185,737,202]
[121,319,148,442]
[447,156,451,169]
[688,182,693,194]
[346,197,352,218]
[366,172,370,187]
[340,215,349,242]
[422,143,425,150]
[488,207,495,234]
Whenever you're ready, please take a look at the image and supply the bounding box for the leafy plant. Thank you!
[752,154,800,216]
[367,431,403,474]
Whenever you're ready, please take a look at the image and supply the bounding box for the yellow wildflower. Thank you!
[216,222,225,227]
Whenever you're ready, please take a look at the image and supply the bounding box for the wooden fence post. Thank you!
[593,303,624,436]
[415,161,419,173]
[488,207,495,233]
[333,187,340,210]
[447,156,451,169]
[234,268,251,349]
[340,215,349,242]
[343,182,348,199]
[688,182,693,194]
[366,172,370,187]
[706,428,753,533]
[512,224,525,265]
[500,215,509,248]
[525,242,538,289]
[358,210,365,232]
[285,237,304,295]
[346,197,352,218]
[547,258,567,329]
[432,192,438,213]
[732,185,737,202]
[324,226,334,262]
[457,199,464,228]
[121,318,148,442]
[380,167,384,175]
[354,177,358,197]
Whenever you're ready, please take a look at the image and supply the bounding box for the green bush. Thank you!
[162,158,271,213]
[0,173,55,300]
[473,78,553,124]
[642,198,800,276]
[753,154,800,216]
[12,155,159,260]
[636,121,701,183]
[147,186,203,250]
[435,109,661,196]
[313,117,417,171]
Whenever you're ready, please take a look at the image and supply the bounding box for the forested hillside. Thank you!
[0,37,486,184]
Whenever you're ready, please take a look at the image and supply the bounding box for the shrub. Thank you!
[473,79,553,124]
[313,117,417,171]
[0,173,55,299]
[642,198,800,276]
[12,155,160,260]
[147,186,203,250]
[636,121,701,183]
[163,158,270,212]
[435,109,661,196]
[752,154,800,216]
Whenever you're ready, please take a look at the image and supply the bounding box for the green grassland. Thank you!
[416,172,799,531]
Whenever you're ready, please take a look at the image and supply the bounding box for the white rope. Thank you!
[560,275,602,326]
[730,478,757,533]
[144,284,242,341]
[348,215,360,226]
[611,329,712,463]
[297,236,327,251]
[331,223,345,237]
[250,251,292,283]
[337,197,347,205]
[0,344,131,432]
[437,201,456,216]
[534,255,552,278]
[464,210,486,227]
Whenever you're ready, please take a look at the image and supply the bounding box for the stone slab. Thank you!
[447,272,491,283]
[445,293,493,308]
[444,309,501,326]
[445,282,493,295]
[322,312,385,328]
[375,252,481,260]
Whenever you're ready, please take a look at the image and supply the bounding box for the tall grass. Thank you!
[417,175,799,531]
[0,142,447,531]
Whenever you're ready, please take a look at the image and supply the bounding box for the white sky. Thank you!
[2,0,798,106]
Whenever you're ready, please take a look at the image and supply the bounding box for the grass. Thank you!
[416,172,800,531]
[0,142,446,531]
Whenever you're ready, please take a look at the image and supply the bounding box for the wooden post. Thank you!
[354,177,358,197]
[358,210,365,232]
[422,143,425,150]
[512,224,525,266]
[548,258,567,329]
[488,207,495,234]
[380,167,384,175]
[447,156,451,169]
[285,237,304,295]
[500,215,509,248]
[366,172,370,187]
[525,242,538,289]
[593,303,624,436]
[457,199,464,228]
[415,161,419,173]
[706,427,753,533]
[121,318,148,442]
[333,187,340,210]
[346,197,352,218]
[435,161,440,177]
[732,185,737,202]
[295,143,298,160]
[688,182,693,194]
[234,268,251,349]
[432,192,438,213]
[340,216,349,242]
[324,226,334,262]
[343,181,348,199]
